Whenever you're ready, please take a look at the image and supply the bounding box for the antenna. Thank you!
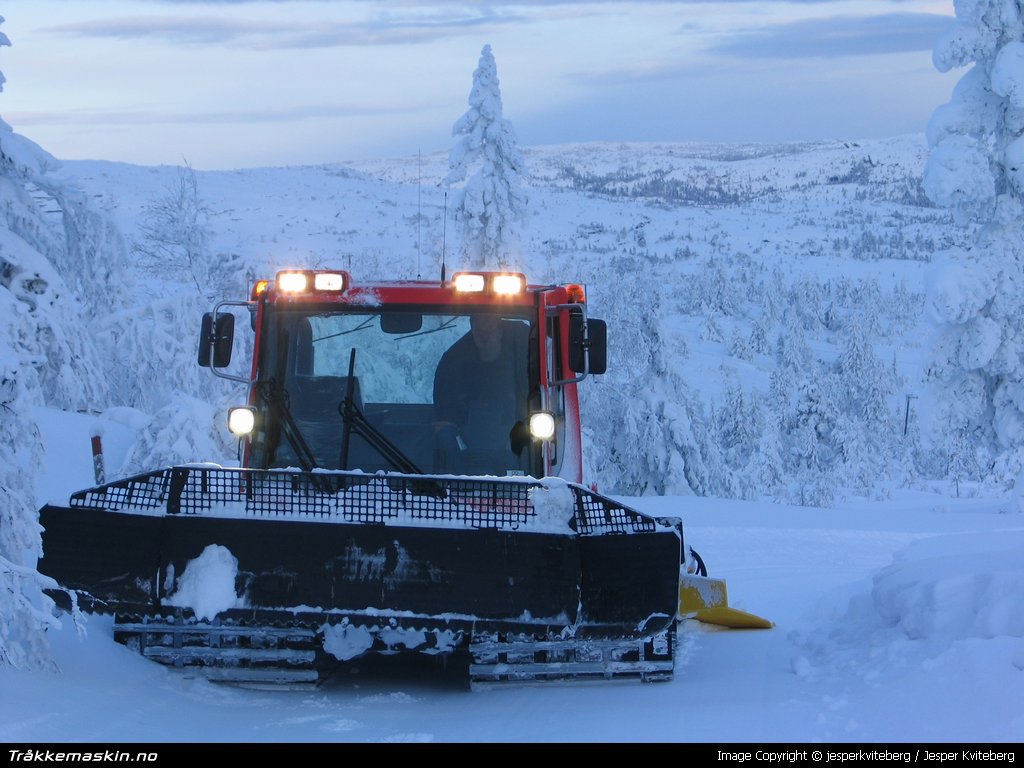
[416,149,422,279]
[440,190,447,283]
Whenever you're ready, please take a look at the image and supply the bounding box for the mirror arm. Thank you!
[208,300,254,384]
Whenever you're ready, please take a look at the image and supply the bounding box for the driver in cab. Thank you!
[432,314,529,468]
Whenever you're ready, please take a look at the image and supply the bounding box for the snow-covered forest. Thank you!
[3,3,1024,676]
[53,136,974,505]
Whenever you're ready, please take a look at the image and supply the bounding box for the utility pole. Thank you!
[904,394,917,436]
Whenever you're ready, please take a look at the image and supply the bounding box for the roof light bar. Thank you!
[493,274,525,295]
[277,272,308,293]
[452,272,527,295]
[274,270,349,295]
[314,272,346,291]
[453,273,486,293]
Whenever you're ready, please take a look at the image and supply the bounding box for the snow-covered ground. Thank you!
[53,135,965,504]
[0,128,1020,746]
[2,406,1022,744]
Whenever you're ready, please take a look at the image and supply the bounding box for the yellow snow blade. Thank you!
[678,573,774,629]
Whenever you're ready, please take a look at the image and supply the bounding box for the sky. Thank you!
[2,404,1022,743]
[0,0,961,170]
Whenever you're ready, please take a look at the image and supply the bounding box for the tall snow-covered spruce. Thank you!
[924,1,1024,491]
[0,16,105,669]
[445,44,528,270]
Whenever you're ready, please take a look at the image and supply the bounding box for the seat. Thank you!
[290,375,362,418]
[281,375,363,468]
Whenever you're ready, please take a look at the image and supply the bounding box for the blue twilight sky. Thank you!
[0,1,959,170]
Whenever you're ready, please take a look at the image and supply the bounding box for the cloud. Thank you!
[705,12,954,59]
[42,9,522,49]
[7,102,414,127]
[533,8,953,88]
[44,16,274,46]
[41,2,936,52]
[139,0,877,5]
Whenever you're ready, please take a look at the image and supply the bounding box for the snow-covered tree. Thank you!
[947,421,981,496]
[752,424,786,499]
[775,305,811,371]
[924,1,1024,487]
[0,17,91,670]
[111,161,248,472]
[445,44,528,270]
[785,371,841,506]
[133,161,215,298]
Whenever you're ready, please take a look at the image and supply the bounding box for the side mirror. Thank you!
[198,312,235,368]
[568,316,607,375]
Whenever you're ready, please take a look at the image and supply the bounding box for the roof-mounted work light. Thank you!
[274,270,348,295]
[277,272,308,293]
[452,272,526,295]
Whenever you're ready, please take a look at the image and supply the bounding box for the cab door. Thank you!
[538,289,607,482]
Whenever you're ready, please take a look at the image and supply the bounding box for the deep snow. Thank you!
[1,134,1022,745]
[2,406,1022,744]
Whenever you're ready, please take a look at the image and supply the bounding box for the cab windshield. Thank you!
[254,307,537,477]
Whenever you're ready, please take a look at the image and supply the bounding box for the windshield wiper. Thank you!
[338,350,442,497]
[257,379,320,473]
[313,315,376,343]
[395,316,460,341]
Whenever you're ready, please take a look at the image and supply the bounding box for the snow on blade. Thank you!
[528,478,576,531]
[165,544,243,620]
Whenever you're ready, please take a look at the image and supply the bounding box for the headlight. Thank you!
[273,270,348,294]
[492,274,524,295]
[529,412,556,441]
[227,406,256,436]
[452,271,528,294]
[277,272,308,293]
[314,272,346,291]
[453,273,486,292]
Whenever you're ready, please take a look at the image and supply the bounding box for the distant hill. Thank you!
[58,134,976,504]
